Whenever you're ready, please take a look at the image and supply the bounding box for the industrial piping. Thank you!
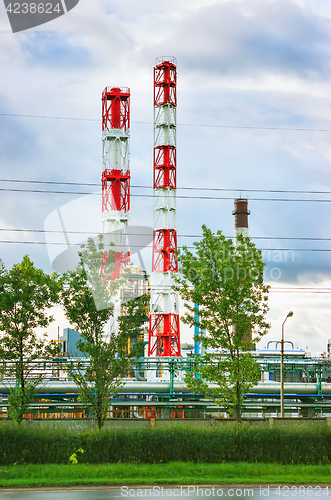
[0,381,330,395]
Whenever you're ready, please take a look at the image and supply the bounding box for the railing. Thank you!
[155,56,177,66]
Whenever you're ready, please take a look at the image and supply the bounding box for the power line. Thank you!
[129,285,331,294]
[152,288,331,294]
[271,287,331,290]
[0,240,330,252]
[0,113,98,122]
[0,178,100,187]
[2,228,331,242]
[263,290,330,293]
[1,178,331,196]
[1,233,330,291]
[1,112,331,132]
[0,186,330,203]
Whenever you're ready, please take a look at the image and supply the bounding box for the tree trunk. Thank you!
[236,382,242,423]
[97,391,103,430]
[18,334,24,424]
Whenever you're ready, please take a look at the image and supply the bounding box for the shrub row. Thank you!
[0,424,330,465]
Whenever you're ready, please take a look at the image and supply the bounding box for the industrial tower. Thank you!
[148,57,181,357]
[101,87,131,291]
[233,198,250,245]
[233,198,252,344]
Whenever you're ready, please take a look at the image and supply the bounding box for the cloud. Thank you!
[146,0,331,80]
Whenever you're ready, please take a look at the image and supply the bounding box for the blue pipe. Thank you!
[194,303,200,356]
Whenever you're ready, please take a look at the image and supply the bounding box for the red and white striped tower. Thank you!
[148,57,181,357]
[101,87,130,291]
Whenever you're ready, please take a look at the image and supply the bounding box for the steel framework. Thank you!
[101,87,131,280]
[149,57,180,357]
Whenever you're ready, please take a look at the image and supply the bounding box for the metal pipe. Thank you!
[281,312,294,417]
[0,380,329,395]
[276,340,294,350]
[194,303,200,356]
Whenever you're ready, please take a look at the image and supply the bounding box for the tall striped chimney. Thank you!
[148,56,180,357]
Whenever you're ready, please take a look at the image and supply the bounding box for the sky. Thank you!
[1,0,331,355]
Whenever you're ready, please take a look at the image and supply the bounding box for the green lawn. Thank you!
[0,463,331,488]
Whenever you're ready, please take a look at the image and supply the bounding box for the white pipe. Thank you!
[0,381,329,395]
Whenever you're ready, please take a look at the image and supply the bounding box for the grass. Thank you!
[0,463,331,488]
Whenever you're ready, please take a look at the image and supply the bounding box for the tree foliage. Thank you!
[0,256,60,423]
[174,225,270,421]
[61,236,148,429]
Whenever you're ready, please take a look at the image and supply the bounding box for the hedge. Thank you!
[0,424,330,465]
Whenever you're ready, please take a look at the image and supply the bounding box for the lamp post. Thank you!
[281,311,294,418]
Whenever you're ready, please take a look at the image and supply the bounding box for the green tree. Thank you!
[174,225,270,422]
[61,236,148,429]
[0,256,60,423]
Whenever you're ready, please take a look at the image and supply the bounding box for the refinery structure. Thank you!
[149,57,180,358]
[101,86,131,254]
[2,57,331,420]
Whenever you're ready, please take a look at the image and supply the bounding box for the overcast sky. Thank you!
[1,0,331,354]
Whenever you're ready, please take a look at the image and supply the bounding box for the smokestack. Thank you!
[233,198,253,346]
[148,57,180,358]
[233,198,250,245]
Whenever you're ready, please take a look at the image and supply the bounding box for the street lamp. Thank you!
[281,311,294,418]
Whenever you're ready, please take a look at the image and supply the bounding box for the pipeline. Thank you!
[0,380,330,395]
